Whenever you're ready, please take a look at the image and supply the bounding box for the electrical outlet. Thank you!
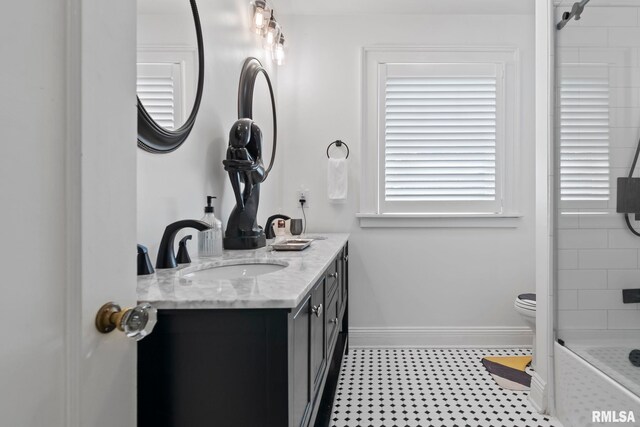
[297,189,309,209]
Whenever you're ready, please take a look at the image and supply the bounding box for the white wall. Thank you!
[137,0,284,258]
[0,0,67,424]
[278,13,536,345]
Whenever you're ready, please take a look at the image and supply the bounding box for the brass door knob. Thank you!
[95,302,157,341]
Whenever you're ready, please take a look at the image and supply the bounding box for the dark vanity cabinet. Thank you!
[138,243,349,427]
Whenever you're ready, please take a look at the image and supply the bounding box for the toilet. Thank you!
[515,293,536,367]
[514,293,536,332]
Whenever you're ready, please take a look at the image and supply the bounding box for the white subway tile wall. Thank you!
[557,6,640,332]
[558,269,607,290]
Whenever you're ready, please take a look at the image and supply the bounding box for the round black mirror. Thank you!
[136,0,204,154]
[238,58,277,178]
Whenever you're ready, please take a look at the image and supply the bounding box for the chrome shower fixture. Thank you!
[557,0,591,30]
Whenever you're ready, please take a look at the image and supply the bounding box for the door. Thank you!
[73,1,138,426]
[1,0,138,426]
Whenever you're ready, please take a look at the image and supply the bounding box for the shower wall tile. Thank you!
[609,229,640,248]
[577,7,639,28]
[558,229,608,249]
[558,310,608,330]
[611,128,640,148]
[579,213,625,229]
[578,249,638,269]
[609,28,640,47]
[556,48,579,63]
[557,27,608,47]
[609,68,640,88]
[608,269,640,289]
[557,213,579,229]
[610,147,636,169]
[578,289,636,310]
[609,87,640,108]
[558,290,578,310]
[557,62,607,81]
[557,6,640,332]
[610,106,640,128]
[579,47,635,68]
[558,249,578,269]
[558,269,607,290]
[608,310,640,329]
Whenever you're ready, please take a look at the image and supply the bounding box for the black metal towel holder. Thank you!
[326,140,349,159]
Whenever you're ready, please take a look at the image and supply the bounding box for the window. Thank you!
[558,64,610,207]
[136,47,197,131]
[137,62,184,130]
[360,47,520,226]
[382,63,502,214]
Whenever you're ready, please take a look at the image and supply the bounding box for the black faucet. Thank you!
[137,244,155,276]
[156,219,212,269]
[176,235,193,264]
[264,214,290,239]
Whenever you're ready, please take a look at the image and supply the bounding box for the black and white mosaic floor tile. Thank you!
[330,348,562,427]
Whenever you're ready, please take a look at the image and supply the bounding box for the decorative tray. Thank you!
[272,239,313,251]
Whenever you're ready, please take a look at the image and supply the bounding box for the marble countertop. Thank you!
[137,233,349,310]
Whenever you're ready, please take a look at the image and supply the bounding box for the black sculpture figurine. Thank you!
[222,118,267,249]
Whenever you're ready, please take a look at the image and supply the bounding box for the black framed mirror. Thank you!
[137,0,204,154]
[238,57,277,178]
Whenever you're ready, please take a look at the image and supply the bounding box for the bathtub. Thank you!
[555,341,640,426]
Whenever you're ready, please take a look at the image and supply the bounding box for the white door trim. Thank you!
[529,371,549,414]
[65,0,82,424]
[533,0,554,415]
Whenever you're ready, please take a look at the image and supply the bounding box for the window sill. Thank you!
[356,213,523,228]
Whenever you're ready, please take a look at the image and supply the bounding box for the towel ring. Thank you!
[326,140,350,159]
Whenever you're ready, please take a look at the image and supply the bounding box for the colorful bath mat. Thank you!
[481,355,532,391]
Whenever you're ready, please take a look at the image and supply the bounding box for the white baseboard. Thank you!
[349,326,534,348]
[528,371,548,414]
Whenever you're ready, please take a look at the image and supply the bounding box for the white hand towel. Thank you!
[328,158,348,200]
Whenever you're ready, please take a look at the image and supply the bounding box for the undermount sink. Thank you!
[181,261,288,281]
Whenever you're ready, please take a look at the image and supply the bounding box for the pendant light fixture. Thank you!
[251,0,270,35]
[249,1,286,66]
[263,11,281,49]
[273,34,285,66]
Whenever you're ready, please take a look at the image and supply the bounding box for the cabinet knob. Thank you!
[330,317,339,324]
[329,272,338,279]
[312,304,323,317]
[95,302,157,341]
[343,255,349,262]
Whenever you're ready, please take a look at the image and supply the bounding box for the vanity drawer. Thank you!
[326,257,339,298]
[326,290,339,351]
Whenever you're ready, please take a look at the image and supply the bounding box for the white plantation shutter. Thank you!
[136,62,184,131]
[559,70,610,203]
[380,63,504,214]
